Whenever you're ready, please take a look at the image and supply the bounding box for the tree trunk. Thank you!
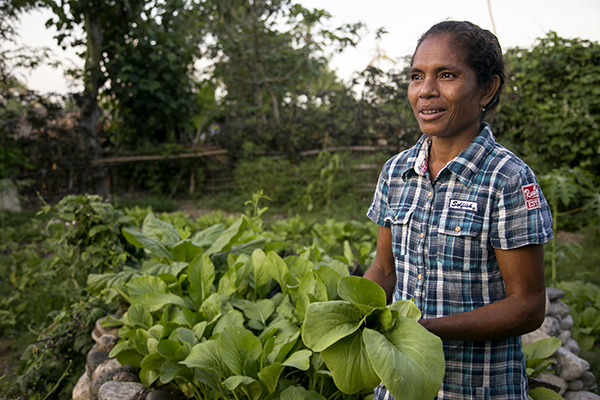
[79,10,110,200]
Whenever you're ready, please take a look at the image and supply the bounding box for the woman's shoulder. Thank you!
[381,141,422,173]
[487,141,536,177]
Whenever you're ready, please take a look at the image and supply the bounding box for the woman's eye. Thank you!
[441,72,454,78]
[410,74,421,81]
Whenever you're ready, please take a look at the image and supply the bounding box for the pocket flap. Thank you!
[384,206,414,226]
[438,214,483,237]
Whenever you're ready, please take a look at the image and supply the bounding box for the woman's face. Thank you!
[408,33,492,142]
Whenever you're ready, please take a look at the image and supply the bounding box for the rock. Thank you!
[90,365,137,400]
[548,300,570,319]
[86,348,109,379]
[556,346,590,381]
[581,371,596,389]
[546,288,565,300]
[545,293,552,315]
[93,358,121,381]
[529,376,562,393]
[93,317,121,342]
[73,373,91,400]
[557,330,571,345]
[0,179,21,212]
[96,334,120,353]
[561,315,574,331]
[146,390,177,400]
[113,371,140,382]
[98,381,146,400]
[538,373,568,396]
[540,316,560,337]
[522,329,551,347]
[565,339,581,356]
[568,380,584,391]
[564,390,600,400]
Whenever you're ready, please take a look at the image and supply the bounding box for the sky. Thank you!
[7,0,600,94]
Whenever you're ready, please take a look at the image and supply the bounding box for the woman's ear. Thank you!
[480,75,501,107]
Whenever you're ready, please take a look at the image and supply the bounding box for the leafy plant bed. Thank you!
[84,210,444,399]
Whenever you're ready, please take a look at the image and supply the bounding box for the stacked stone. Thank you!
[72,316,174,400]
[522,288,599,400]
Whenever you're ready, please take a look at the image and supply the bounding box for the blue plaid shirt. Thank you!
[367,124,553,400]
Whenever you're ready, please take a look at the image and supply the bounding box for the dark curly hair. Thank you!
[413,20,506,116]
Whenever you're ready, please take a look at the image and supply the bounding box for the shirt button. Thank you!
[455,226,461,232]
[428,192,433,197]
[418,274,422,280]
[394,215,398,221]
[420,232,424,238]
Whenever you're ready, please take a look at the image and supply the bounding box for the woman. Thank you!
[364,21,553,399]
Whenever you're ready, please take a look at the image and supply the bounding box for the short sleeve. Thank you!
[367,163,392,228]
[489,166,554,249]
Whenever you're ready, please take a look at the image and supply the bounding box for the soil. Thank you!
[0,338,25,392]
[175,200,226,220]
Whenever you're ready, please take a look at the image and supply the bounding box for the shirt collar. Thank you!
[401,124,496,187]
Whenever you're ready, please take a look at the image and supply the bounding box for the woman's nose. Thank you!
[419,76,439,98]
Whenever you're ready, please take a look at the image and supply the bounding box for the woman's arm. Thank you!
[364,226,397,303]
[419,243,546,341]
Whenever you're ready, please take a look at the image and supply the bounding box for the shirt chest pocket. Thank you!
[437,213,485,271]
[385,206,414,257]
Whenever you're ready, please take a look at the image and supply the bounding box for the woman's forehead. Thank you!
[411,34,469,70]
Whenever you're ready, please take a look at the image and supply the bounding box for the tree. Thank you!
[496,32,600,179]
[203,0,364,154]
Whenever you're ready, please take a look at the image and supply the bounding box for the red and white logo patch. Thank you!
[521,183,541,210]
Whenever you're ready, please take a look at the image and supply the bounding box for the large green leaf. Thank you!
[252,249,270,292]
[338,276,386,315]
[139,353,164,387]
[223,375,256,391]
[282,349,312,370]
[192,224,225,250]
[286,257,315,280]
[187,253,215,304]
[388,300,421,321]
[220,325,263,376]
[128,303,153,329]
[280,386,327,400]
[169,327,198,346]
[230,237,267,257]
[171,240,202,262]
[200,293,222,321]
[123,227,174,260]
[142,212,181,248]
[528,387,565,400]
[218,268,237,295]
[142,261,188,278]
[363,318,445,400]
[135,292,188,313]
[302,301,363,352]
[213,310,245,335]
[315,265,342,300]
[244,299,276,327]
[181,340,229,378]
[157,339,182,359]
[524,337,561,375]
[160,359,185,383]
[206,217,246,256]
[127,275,167,301]
[295,271,328,322]
[257,363,284,394]
[321,331,379,394]
[265,251,291,295]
